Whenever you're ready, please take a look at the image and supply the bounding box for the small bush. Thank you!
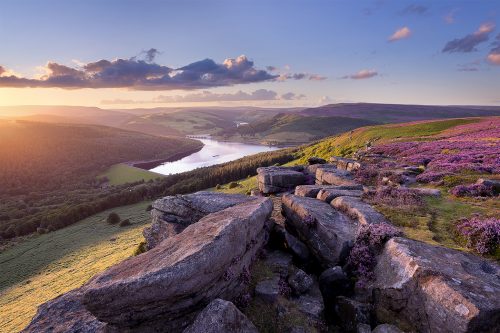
[228,182,239,189]
[215,184,222,190]
[133,241,147,256]
[450,184,494,197]
[146,204,153,212]
[456,216,500,255]
[367,187,423,207]
[119,219,131,227]
[106,212,121,225]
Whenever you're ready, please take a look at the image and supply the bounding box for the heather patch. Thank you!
[456,216,500,255]
[451,183,495,198]
[372,118,500,184]
[365,187,423,208]
[347,223,402,286]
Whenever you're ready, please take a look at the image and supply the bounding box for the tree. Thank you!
[106,212,121,224]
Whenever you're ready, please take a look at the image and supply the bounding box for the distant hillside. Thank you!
[218,113,378,145]
[0,121,202,239]
[300,103,500,123]
[0,105,134,127]
[118,107,294,137]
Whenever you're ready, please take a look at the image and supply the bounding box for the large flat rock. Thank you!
[295,184,363,198]
[373,237,500,333]
[183,299,258,333]
[257,166,306,194]
[22,289,104,333]
[82,198,273,332]
[315,165,357,186]
[331,196,388,225]
[282,194,356,267]
[144,191,254,249]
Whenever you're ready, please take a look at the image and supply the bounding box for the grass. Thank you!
[296,118,478,163]
[213,176,258,195]
[100,163,164,185]
[0,201,151,333]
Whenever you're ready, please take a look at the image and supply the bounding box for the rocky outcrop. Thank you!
[373,237,500,333]
[308,156,327,165]
[335,296,372,332]
[315,165,357,186]
[22,289,104,333]
[331,196,388,225]
[82,198,273,332]
[144,191,254,249]
[330,156,362,171]
[272,224,310,262]
[295,184,363,198]
[183,299,258,333]
[257,166,307,194]
[282,194,356,267]
[317,188,363,204]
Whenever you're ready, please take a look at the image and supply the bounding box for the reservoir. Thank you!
[150,138,278,175]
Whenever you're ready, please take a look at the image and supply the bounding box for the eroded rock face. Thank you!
[282,194,356,267]
[82,198,273,332]
[183,299,258,333]
[295,184,364,198]
[331,196,388,225]
[316,165,357,186]
[373,237,500,333]
[22,289,104,333]
[144,191,255,249]
[257,166,307,194]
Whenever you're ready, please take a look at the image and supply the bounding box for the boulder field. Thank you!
[24,156,499,333]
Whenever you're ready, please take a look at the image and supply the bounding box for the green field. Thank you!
[101,163,165,185]
[0,201,151,333]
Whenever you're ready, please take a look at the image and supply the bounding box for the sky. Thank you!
[0,0,499,108]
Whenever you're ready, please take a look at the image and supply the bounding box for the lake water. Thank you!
[150,139,278,175]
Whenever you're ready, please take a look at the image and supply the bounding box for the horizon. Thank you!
[1,0,499,109]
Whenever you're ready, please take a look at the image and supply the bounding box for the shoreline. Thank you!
[129,144,204,170]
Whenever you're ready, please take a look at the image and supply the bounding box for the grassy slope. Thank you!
[0,201,151,333]
[216,118,499,254]
[295,118,477,163]
[101,163,165,185]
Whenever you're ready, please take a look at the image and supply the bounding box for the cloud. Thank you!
[101,89,306,105]
[318,96,332,104]
[0,66,5,76]
[0,51,281,90]
[457,60,481,72]
[266,66,277,71]
[400,4,428,15]
[388,26,412,42]
[308,74,327,81]
[278,72,327,81]
[444,9,458,24]
[442,22,495,53]
[342,69,378,80]
[487,33,500,65]
[281,92,306,100]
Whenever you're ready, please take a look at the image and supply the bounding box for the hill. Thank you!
[217,117,499,254]
[0,201,151,333]
[0,121,202,239]
[219,113,378,145]
[300,103,500,123]
[0,106,134,127]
